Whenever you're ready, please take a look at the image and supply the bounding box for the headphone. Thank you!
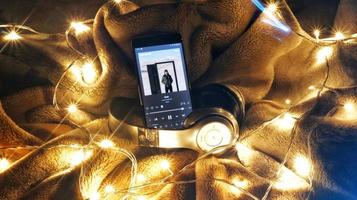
[109,84,245,153]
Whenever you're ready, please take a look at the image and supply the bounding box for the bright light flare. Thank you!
[274,167,309,190]
[308,85,316,91]
[160,160,170,170]
[88,191,100,200]
[313,29,320,42]
[69,148,92,167]
[344,102,355,112]
[137,196,146,200]
[3,31,22,41]
[104,185,115,194]
[274,113,296,131]
[0,158,10,173]
[99,139,115,149]
[81,62,98,84]
[67,104,78,114]
[339,101,357,120]
[229,178,249,195]
[136,174,146,183]
[316,46,333,64]
[251,0,291,33]
[293,154,312,178]
[70,21,90,35]
[232,178,248,189]
[235,143,254,164]
[266,3,278,13]
[334,32,345,40]
[285,99,291,105]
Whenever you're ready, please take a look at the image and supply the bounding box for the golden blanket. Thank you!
[0,0,356,199]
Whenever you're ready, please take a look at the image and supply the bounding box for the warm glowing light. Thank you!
[285,99,291,105]
[313,29,320,42]
[340,101,357,120]
[81,62,98,84]
[335,100,357,120]
[160,160,170,170]
[99,139,114,149]
[266,3,278,13]
[229,178,249,195]
[274,167,309,190]
[334,32,345,40]
[71,21,90,35]
[344,102,355,112]
[232,178,248,189]
[89,191,100,200]
[308,85,316,90]
[0,158,10,173]
[274,113,296,131]
[67,104,78,114]
[3,31,22,41]
[69,148,92,167]
[114,0,123,3]
[136,174,146,183]
[104,185,115,194]
[235,143,254,164]
[316,46,333,64]
[137,196,146,200]
[293,155,311,178]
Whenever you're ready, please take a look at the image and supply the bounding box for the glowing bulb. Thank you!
[136,174,146,183]
[232,178,248,189]
[114,0,122,3]
[316,46,333,64]
[344,102,355,112]
[81,62,98,84]
[266,3,278,13]
[160,160,170,170]
[308,85,316,90]
[3,31,22,41]
[285,99,291,105]
[99,139,114,149]
[335,100,357,120]
[137,196,146,200]
[67,104,78,114]
[104,185,115,194]
[229,178,248,195]
[0,158,10,173]
[313,29,320,42]
[293,155,311,178]
[274,113,296,131]
[334,32,345,40]
[70,21,90,35]
[89,191,100,200]
[235,143,254,164]
[69,149,92,167]
[274,167,309,190]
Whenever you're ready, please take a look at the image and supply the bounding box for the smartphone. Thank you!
[133,34,193,129]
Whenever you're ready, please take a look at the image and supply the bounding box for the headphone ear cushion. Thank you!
[192,84,245,124]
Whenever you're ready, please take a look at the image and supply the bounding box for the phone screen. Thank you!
[134,42,192,129]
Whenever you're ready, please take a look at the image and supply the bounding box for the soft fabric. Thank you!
[0,0,357,199]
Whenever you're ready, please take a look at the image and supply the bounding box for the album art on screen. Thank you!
[137,48,188,97]
[134,42,192,129]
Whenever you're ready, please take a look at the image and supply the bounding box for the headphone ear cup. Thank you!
[192,84,245,124]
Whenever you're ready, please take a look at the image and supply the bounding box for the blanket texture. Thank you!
[0,0,357,199]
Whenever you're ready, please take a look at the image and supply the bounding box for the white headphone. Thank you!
[109,84,244,153]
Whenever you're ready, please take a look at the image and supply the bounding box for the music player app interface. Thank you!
[135,43,192,129]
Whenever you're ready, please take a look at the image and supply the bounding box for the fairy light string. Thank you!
[0,1,357,199]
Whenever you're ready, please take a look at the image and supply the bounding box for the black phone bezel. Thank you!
[132,33,193,129]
